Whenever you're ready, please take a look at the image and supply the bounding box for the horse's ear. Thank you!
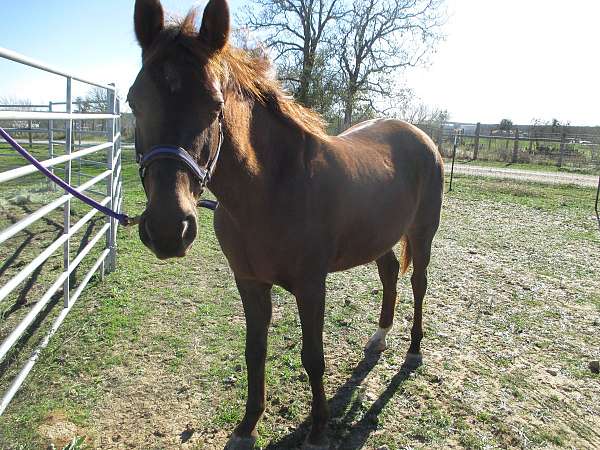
[134,0,164,50]
[198,0,230,54]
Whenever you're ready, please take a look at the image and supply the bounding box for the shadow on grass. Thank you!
[1,205,102,321]
[0,207,101,370]
[0,209,38,279]
[265,352,418,450]
[1,208,56,320]
[0,231,34,278]
[0,230,35,320]
[70,217,102,286]
[0,291,61,378]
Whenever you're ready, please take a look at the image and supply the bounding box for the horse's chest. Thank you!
[213,209,299,283]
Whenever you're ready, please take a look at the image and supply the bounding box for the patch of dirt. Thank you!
[94,365,207,448]
[38,411,87,449]
[89,281,230,449]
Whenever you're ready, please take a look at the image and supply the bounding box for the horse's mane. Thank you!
[213,48,329,139]
[150,12,328,140]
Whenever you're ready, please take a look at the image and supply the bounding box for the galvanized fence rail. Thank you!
[0,46,122,415]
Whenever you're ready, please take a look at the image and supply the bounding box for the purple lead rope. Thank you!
[0,126,137,226]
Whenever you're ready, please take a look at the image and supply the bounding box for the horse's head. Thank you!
[128,0,229,259]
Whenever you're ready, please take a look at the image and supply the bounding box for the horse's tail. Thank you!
[400,236,412,274]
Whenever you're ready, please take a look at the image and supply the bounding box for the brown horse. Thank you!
[129,0,444,448]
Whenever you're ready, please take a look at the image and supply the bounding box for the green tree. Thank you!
[499,118,513,131]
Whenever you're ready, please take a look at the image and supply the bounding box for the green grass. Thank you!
[0,161,599,448]
[447,173,597,212]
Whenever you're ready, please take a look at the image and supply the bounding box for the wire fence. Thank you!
[0,47,123,415]
[417,122,600,175]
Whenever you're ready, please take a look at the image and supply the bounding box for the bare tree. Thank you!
[84,88,109,112]
[242,0,345,107]
[232,27,269,58]
[78,87,113,132]
[0,96,34,111]
[400,99,448,125]
[0,97,39,143]
[338,0,445,126]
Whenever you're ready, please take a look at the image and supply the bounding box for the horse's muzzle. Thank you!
[138,213,197,259]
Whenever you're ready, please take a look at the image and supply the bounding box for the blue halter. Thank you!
[136,113,223,210]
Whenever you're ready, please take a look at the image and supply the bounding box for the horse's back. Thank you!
[334,118,443,204]
[337,118,442,170]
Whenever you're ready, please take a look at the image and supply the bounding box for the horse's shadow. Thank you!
[266,352,419,450]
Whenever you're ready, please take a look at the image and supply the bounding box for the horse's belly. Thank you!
[330,242,399,272]
[329,217,407,272]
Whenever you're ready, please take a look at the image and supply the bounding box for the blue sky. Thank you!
[0,0,243,108]
[1,0,599,125]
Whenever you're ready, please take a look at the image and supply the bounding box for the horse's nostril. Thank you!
[181,215,197,246]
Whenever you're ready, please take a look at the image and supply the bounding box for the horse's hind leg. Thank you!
[365,250,400,353]
[405,225,436,367]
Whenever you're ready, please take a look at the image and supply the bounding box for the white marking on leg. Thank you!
[365,325,392,352]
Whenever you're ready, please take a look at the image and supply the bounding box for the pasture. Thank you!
[1,160,599,449]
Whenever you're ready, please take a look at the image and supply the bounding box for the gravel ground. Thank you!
[450,163,599,187]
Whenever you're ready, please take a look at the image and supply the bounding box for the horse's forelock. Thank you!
[177,9,199,36]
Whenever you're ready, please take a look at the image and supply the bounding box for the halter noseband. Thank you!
[136,112,223,208]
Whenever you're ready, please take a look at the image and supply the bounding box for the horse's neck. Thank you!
[208,100,308,211]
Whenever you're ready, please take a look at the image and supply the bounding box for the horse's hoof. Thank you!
[364,336,386,353]
[364,327,390,353]
[224,434,256,450]
[403,352,423,369]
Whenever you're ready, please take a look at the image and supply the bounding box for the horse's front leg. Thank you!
[295,276,329,449]
[225,277,272,450]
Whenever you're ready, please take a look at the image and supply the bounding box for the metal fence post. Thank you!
[512,127,520,163]
[473,122,481,160]
[115,98,121,241]
[594,174,600,231]
[77,110,82,186]
[63,77,73,308]
[76,101,82,186]
[105,86,116,272]
[113,91,120,269]
[448,129,459,192]
[48,101,55,191]
[558,132,566,167]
